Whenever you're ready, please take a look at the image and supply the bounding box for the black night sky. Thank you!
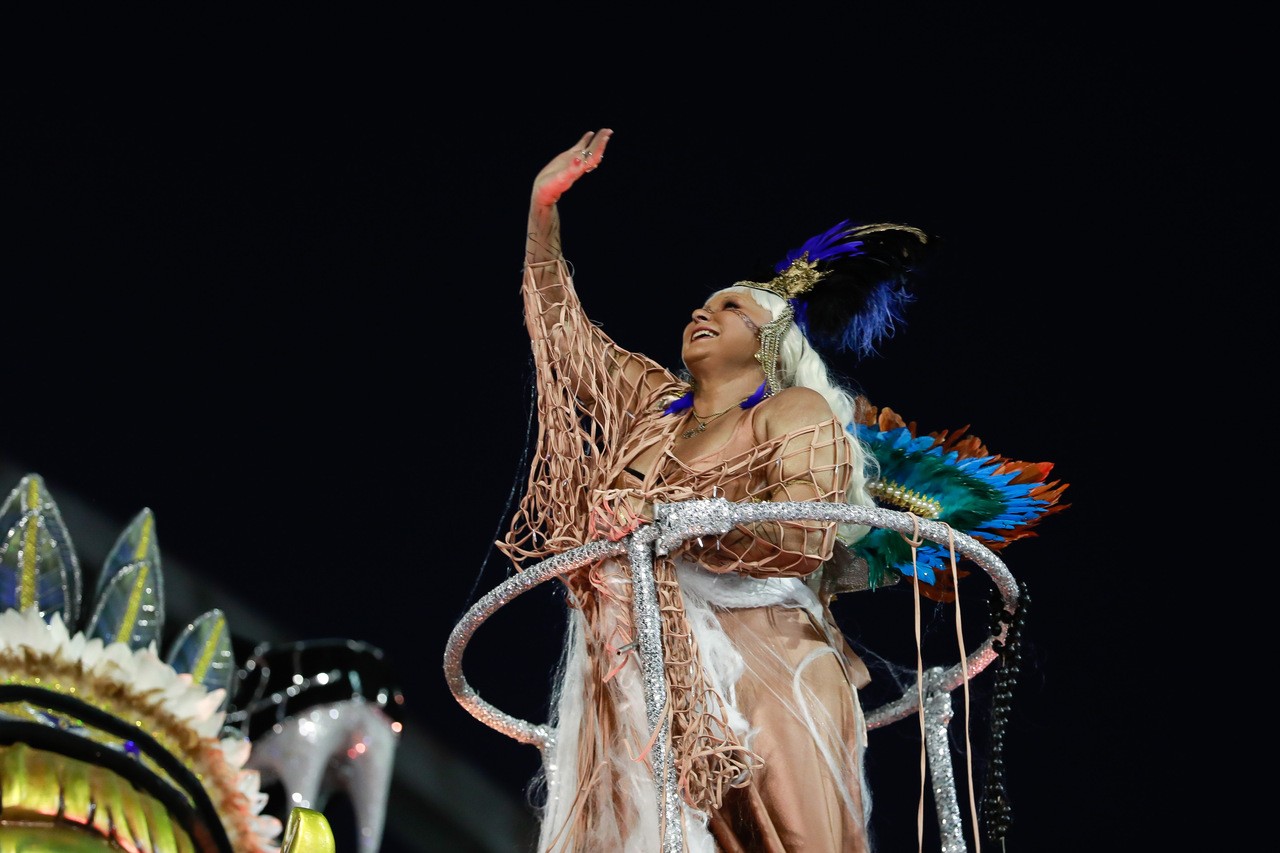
[3,10,1256,852]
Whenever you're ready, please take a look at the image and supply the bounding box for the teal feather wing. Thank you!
[848,402,1069,598]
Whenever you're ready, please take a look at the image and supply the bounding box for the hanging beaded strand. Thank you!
[981,578,1029,846]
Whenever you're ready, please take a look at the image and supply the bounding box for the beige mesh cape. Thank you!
[499,260,871,852]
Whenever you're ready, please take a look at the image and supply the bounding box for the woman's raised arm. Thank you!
[527,129,611,254]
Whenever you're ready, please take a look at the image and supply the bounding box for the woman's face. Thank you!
[681,288,772,370]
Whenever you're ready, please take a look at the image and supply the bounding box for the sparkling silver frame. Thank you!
[444,499,1020,853]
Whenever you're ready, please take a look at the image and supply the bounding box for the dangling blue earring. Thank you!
[665,380,766,416]
[663,391,694,416]
[741,381,769,409]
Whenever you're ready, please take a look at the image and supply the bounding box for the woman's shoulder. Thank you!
[754,386,838,438]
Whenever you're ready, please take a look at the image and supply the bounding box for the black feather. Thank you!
[794,223,932,357]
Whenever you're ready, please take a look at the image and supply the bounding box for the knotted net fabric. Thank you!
[498,259,858,848]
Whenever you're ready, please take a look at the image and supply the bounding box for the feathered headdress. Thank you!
[739,220,931,360]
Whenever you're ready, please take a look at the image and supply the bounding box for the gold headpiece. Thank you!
[735,254,828,301]
[733,254,825,395]
[752,307,793,396]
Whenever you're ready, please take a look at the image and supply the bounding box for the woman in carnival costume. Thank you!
[497,128,946,853]
[480,127,1069,852]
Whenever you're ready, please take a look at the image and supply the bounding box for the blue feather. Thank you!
[775,220,867,272]
[663,391,694,415]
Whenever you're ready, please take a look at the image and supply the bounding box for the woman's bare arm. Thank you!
[523,129,612,338]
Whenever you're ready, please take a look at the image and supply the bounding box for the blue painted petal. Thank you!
[98,508,161,601]
[166,609,235,709]
[0,474,82,625]
[85,562,164,651]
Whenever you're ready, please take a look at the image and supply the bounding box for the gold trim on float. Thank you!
[0,742,196,852]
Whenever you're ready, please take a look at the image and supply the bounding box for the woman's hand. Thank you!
[532,128,613,207]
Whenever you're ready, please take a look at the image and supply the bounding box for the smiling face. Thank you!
[681,287,773,372]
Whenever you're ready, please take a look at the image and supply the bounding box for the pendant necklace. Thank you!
[681,399,745,439]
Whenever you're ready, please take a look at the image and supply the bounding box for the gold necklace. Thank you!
[681,399,745,439]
